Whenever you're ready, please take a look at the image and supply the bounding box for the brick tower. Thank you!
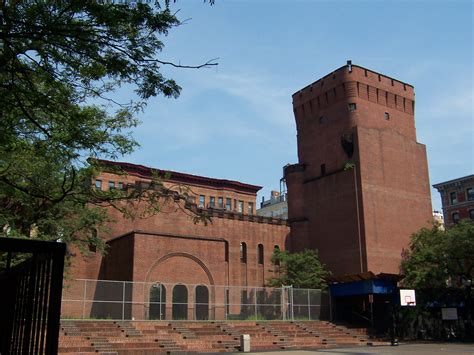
[284,61,432,276]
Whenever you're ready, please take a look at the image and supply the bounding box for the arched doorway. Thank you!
[195,285,209,320]
[149,283,166,320]
[172,284,188,320]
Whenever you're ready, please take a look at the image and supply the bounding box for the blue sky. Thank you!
[121,0,473,211]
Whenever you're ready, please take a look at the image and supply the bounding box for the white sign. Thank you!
[441,308,458,320]
[400,289,416,306]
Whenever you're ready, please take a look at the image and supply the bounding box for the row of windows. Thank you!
[94,180,255,215]
[95,179,124,190]
[452,209,474,224]
[199,195,254,214]
[230,243,280,265]
[449,188,474,205]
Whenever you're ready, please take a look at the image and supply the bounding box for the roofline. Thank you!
[293,62,414,97]
[433,174,474,189]
[107,230,227,244]
[94,159,262,194]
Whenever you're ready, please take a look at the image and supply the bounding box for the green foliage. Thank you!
[401,221,474,289]
[267,249,330,289]
[0,1,213,256]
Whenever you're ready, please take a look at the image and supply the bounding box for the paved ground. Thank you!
[239,342,474,355]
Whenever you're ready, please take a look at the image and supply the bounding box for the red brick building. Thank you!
[433,174,474,227]
[285,61,432,276]
[67,160,290,320]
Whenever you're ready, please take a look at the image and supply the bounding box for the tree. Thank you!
[401,221,474,289]
[267,249,330,289]
[0,1,215,256]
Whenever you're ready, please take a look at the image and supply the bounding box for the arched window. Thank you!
[274,245,280,266]
[149,283,166,320]
[172,285,188,320]
[224,241,229,262]
[240,242,247,263]
[257,244,264,265]
[195,285,209,320]
[452,212,460,224]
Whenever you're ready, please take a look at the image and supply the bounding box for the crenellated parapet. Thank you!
[292,63,415,124]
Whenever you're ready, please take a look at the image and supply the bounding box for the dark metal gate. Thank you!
[0,238,66,355]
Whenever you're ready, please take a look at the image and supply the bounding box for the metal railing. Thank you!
[61,279,329,321]
[0,238,66,355]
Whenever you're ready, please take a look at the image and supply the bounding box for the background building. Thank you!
[284,61,432,276]
[433,174,474,227]
[257,190,288,220]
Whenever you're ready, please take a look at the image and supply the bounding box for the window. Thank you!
[320,164,326,176]
[470,210,474,220]
[108,181,115,190]
[248,202,254,215]
[238,201,243,213]
[450,192,458,205]
[225,198,232,211]
[258,244,264,265]
[89,229,97,252]
[118,182,124,189]
[199,195,205,208]
[218,197,223,208]
[384,112,390,120]
[348,103,357,111]
[452,212,460,224]
[274,245,280,266]
[467,187,474,201]
[95,179,102,190]
[224,241,229,262]
[210,196,215,208]
[319,116,326,124]
[240,242,247,263]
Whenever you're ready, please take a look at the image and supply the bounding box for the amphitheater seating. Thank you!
[59,320,385,354]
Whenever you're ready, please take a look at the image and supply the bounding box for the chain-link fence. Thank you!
[61,279,329,321]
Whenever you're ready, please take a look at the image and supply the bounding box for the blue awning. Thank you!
[329,278,398,297]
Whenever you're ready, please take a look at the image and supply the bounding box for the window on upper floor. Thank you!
[238,201,243,213]
[199,195,205,208]
[210,196,215,208]
[384,112,390,121]
[248,202,254,215]
[218,197,223,209]
[470,209,474,220]
[108,181,115,190]
[225,198,232,211]
[118,182,124,190]
[224,241,229,262]
[348,103,357,111]
[450,192,458,205]
[452,212,460,224]
[240,242,247,263]
[258,244,264,265]
[319,116,327,124]
[95,179,102,190]
[467,187,474,201]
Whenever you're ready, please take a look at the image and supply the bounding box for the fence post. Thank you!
[308,289,311,320]
[254,288,257,319]
[290,285,295,320]
[82,280,87,319]
[122,281,125,320]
